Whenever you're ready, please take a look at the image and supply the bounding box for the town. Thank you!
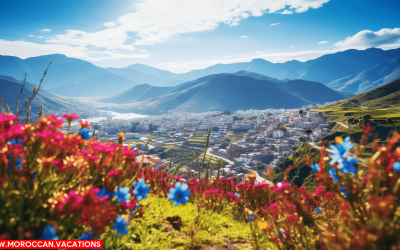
[63,103,333,183]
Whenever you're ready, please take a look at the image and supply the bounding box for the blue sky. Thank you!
[1,0,399,73]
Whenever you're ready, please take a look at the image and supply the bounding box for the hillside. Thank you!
[0,75,72,114]
[126,74,347,115]
[101,84,174,104]
[279,79,347,105]
[327,57,400,94]
[326,77,400,109]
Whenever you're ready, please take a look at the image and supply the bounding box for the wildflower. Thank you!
[235,193,240,198]
[273,182,291,192]
[393,162,400,172]
[114,187,131,203]
[338,156,359,175]
[97,188,112,200]
[340,186,351,200]
[42,224,59,240]
[112,216,130,236]
[78,231,93,240]
[168,182,191,206]
[62,113,78,124]
[108,170,122,176]
[78,120,92,129]
[329,136,354,165]
[311,163,320,173]
[79,128,93,140]
[133,178,151,202]
[329,168,339,183]
[315,207,323,214]
[248,211,253,222]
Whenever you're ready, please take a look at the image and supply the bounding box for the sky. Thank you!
[1,0,400,73]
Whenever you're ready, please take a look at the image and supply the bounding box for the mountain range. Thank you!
[326,57,400,94]
[103,73,349,115]
[0,75,72,115]
[329,77,400,109]
[1,47,400,98]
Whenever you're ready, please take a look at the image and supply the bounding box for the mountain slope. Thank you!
[101,84,174,104]
[0,75,72,114]
[279,79,347,105]
[232,70,281,83]
[326,57,400,94]
[328,77,400,108]
[128,74,315,114]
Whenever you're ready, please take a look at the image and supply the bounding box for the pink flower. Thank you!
[108,170,122,176]
[62,113,78,123]
[78,120,92,129]
[273,182,291,192]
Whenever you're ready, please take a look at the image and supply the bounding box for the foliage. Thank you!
[2,113,400,249]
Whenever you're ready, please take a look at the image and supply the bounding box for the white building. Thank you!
[273,130,284,138]
[235,124,252,130]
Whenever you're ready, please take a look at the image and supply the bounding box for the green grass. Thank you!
[100,195,277,249]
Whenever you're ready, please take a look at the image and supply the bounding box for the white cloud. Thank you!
[240,36,248,38]
[37,36,44,39]
[28,35,34,37]
[282,10,293,14]
[104,22,116,27]
[41,29,51,32]
[271,23,280,26]
[335,28,400,49]
[157,48,344,73]
[318,41,329,44]
[290,45,294,48]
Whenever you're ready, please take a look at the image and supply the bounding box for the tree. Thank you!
[292,146,298,151]
[386,117,394,124]
[348,118,355,125]
[305,129,313,136]
[362,114,372,121]
[299,137,307,144]
[299,110,304,115]
[257,165,266,172]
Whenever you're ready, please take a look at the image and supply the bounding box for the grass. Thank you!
[100,195,277,249]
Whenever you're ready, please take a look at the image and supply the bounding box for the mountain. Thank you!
[328,77,400,109]
[2,47,400,98]
[279,79,347,105]
[101,84,174,104]
[232,70,281,83]
[326,57,400,94]
[123,74,347,115]
[0,75,72,114]
[49,73,137,97]
[177,47,400,84]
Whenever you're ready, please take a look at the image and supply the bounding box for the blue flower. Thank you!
[112,216,130,236]
[31,172,37,183]
[393,162,400,172]
[8,139,23,145]
[234,193,240,198]
[7,154,22,171]
[329,137,354,165]
[329,168,339,183]
[311,163,320,173]
[79,128,93,140]
[78,231,93,240]
[133,178,151,202]
[248,211,253,222]
[340,186,351,200]
[114,186,131,203]
[97,188,112,200]
[314,207,323,214]
[338,156,359,175]
[42,224,60,240]
[168,182,191,206]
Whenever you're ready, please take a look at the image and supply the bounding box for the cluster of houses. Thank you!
[68,106,332,181]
